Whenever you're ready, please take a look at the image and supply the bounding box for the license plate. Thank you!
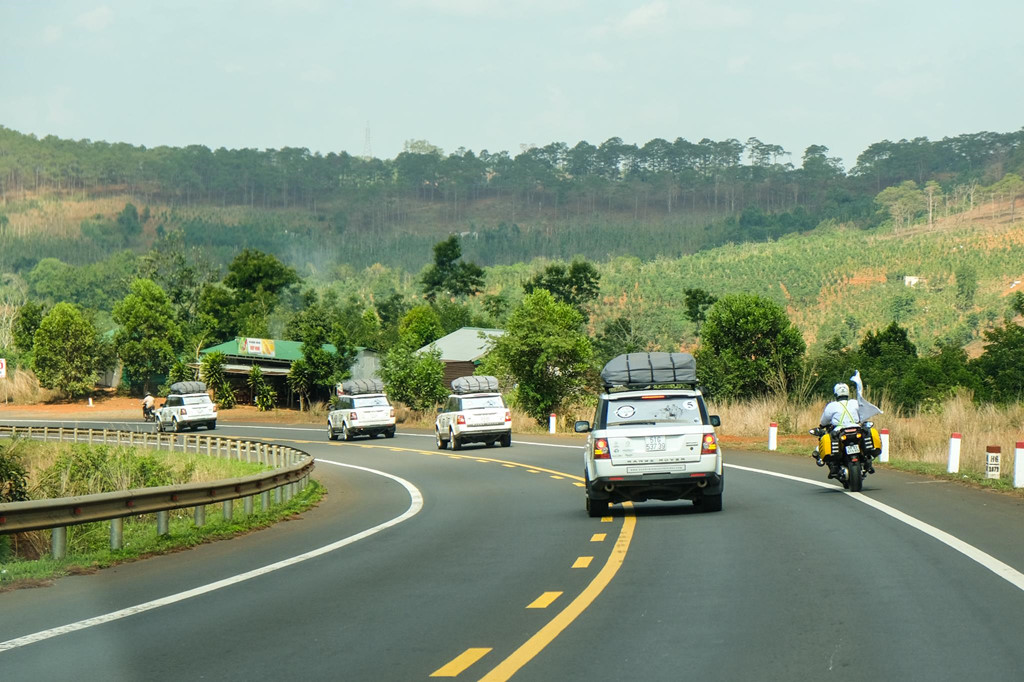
[845,444,860,454]
[645,436,666,452]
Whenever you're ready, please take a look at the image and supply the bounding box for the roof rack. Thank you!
[340,379,385,396]
[451,375,500,394]
[600,352,698,389]
[168,381,208,395]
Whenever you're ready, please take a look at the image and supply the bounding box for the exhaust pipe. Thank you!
[697,479,708,488]
[603,483,615,493]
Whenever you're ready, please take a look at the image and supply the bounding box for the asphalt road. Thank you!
[2,420,1024,681]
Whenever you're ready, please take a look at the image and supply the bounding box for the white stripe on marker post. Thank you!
[986,445,1001,480]
[879,428,890,463]
[1014,442,1024,489]
[947,433,962,474]
[548,413,556,434]
[768,422,777,451]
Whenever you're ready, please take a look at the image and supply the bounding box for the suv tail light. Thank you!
[594,438,610,459]
[701,434,718,454]
[181,408,187,416]
[349,411,358,421]
[390,407,395,418]
[457,415,466,425]
[212,405,218,413]
[504,410,511,423]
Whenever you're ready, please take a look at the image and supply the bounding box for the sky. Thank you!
[2,0,1022,171]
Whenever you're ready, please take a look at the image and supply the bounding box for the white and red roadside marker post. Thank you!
[1014,442,1024,489]
[947,433,962,473]
[879,428,890,463]
[986,446,1002,480]
[548,413,556,434]
[768,422,778,451]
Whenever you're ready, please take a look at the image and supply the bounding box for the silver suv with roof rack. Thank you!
[435,375,512,450]
[574,353,723,517]
[155,381,217,432]
[327,379,396,441]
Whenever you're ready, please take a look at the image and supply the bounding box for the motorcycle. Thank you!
[810,422,881,492]
[142,404,157,423]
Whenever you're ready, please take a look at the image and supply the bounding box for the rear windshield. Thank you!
[462,395,506,410]
[354,396,390,408]
[183,395,213,406]
[603,396,705,427]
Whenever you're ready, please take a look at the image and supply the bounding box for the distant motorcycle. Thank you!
[810,422,881,492]
[142,404,156,423]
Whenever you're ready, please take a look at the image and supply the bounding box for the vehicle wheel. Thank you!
[155,419,163,433]
[500,433,512,448]
[342,423,353,442]
[385,428,395,439]
[173,418,182,433]
[586,495,608,518]
[207,421,216,430]
[435,429,446,450]
[697,493,723,512]
[327,421,337,441]
[450,429,462,451]
[848,462,863,492]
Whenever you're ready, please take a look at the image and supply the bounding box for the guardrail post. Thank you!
[947,433,962,473]
[274,486,283,505]
[51,526,67,559]
[157,510,169,536]
[206,437,212,456]
[244,495,254,517]
[261,490,271,510]
[110,517,124,550]
[194,505,206,527]
[222,499,233,521]
[986,446,1001,480]
[59,426,65,442]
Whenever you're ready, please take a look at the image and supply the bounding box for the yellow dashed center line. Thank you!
[572,556,593,568]
[526,591,563,609]
[590,533,606,542]
[430,647,492,677]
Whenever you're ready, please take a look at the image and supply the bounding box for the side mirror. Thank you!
[436,407,443,413]
[709,415,721,427]
[574,420,591,433]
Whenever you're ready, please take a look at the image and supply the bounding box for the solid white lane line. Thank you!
[725,462,1024,592]
[0,460,423,653]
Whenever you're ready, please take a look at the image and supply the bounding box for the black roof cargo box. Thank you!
[600,352,697,389]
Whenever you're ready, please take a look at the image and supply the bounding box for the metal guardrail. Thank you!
[0,424,315,558]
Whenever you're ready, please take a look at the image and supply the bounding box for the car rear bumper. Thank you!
[456,426,511,443]
[587,471,723,503]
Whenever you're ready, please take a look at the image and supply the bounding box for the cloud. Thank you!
[601,0,751,36]
[400,0,582,18]
[42,25,63,44]
[76,6,113,32]
[300,66,336,84]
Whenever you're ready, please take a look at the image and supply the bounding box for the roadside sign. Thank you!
[0,358,6,378]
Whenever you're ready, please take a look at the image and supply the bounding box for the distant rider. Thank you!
[813,383,861,478]
[142,392,156,419]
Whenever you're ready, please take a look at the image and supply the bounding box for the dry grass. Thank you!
[711,391,1024,475]
[0,370,61,405]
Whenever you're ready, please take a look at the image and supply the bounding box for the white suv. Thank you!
[156,381,217,432]
[435,375,512,450]
[575,353,723,517]
[327,379,396,441]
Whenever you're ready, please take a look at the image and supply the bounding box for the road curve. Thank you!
[1,421,1023,681]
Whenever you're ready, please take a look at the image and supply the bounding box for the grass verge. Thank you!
[0,479,325,591]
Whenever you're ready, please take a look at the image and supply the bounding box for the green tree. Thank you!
[113,278,184,394]
[523,259,601,314]
[874,180,926,230]
[398,305,445,349]
[13,300,44,354]
[683,288,718,334]
[487,290,593,423]
[694,293,806,400]
[247,364,277,411]
[378,338,448,411]
[858,322,920,410]
[116,202,142,240]
[955,265,978,311]
[32,302,100,397]
[200,351,235,408]
[420,235,484,301]
[970,321,1024,403]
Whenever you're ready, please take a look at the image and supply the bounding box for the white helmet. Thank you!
[833,383,850,399]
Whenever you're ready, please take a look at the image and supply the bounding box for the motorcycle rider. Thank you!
[142,392,156,420]
[813,382,862,478]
